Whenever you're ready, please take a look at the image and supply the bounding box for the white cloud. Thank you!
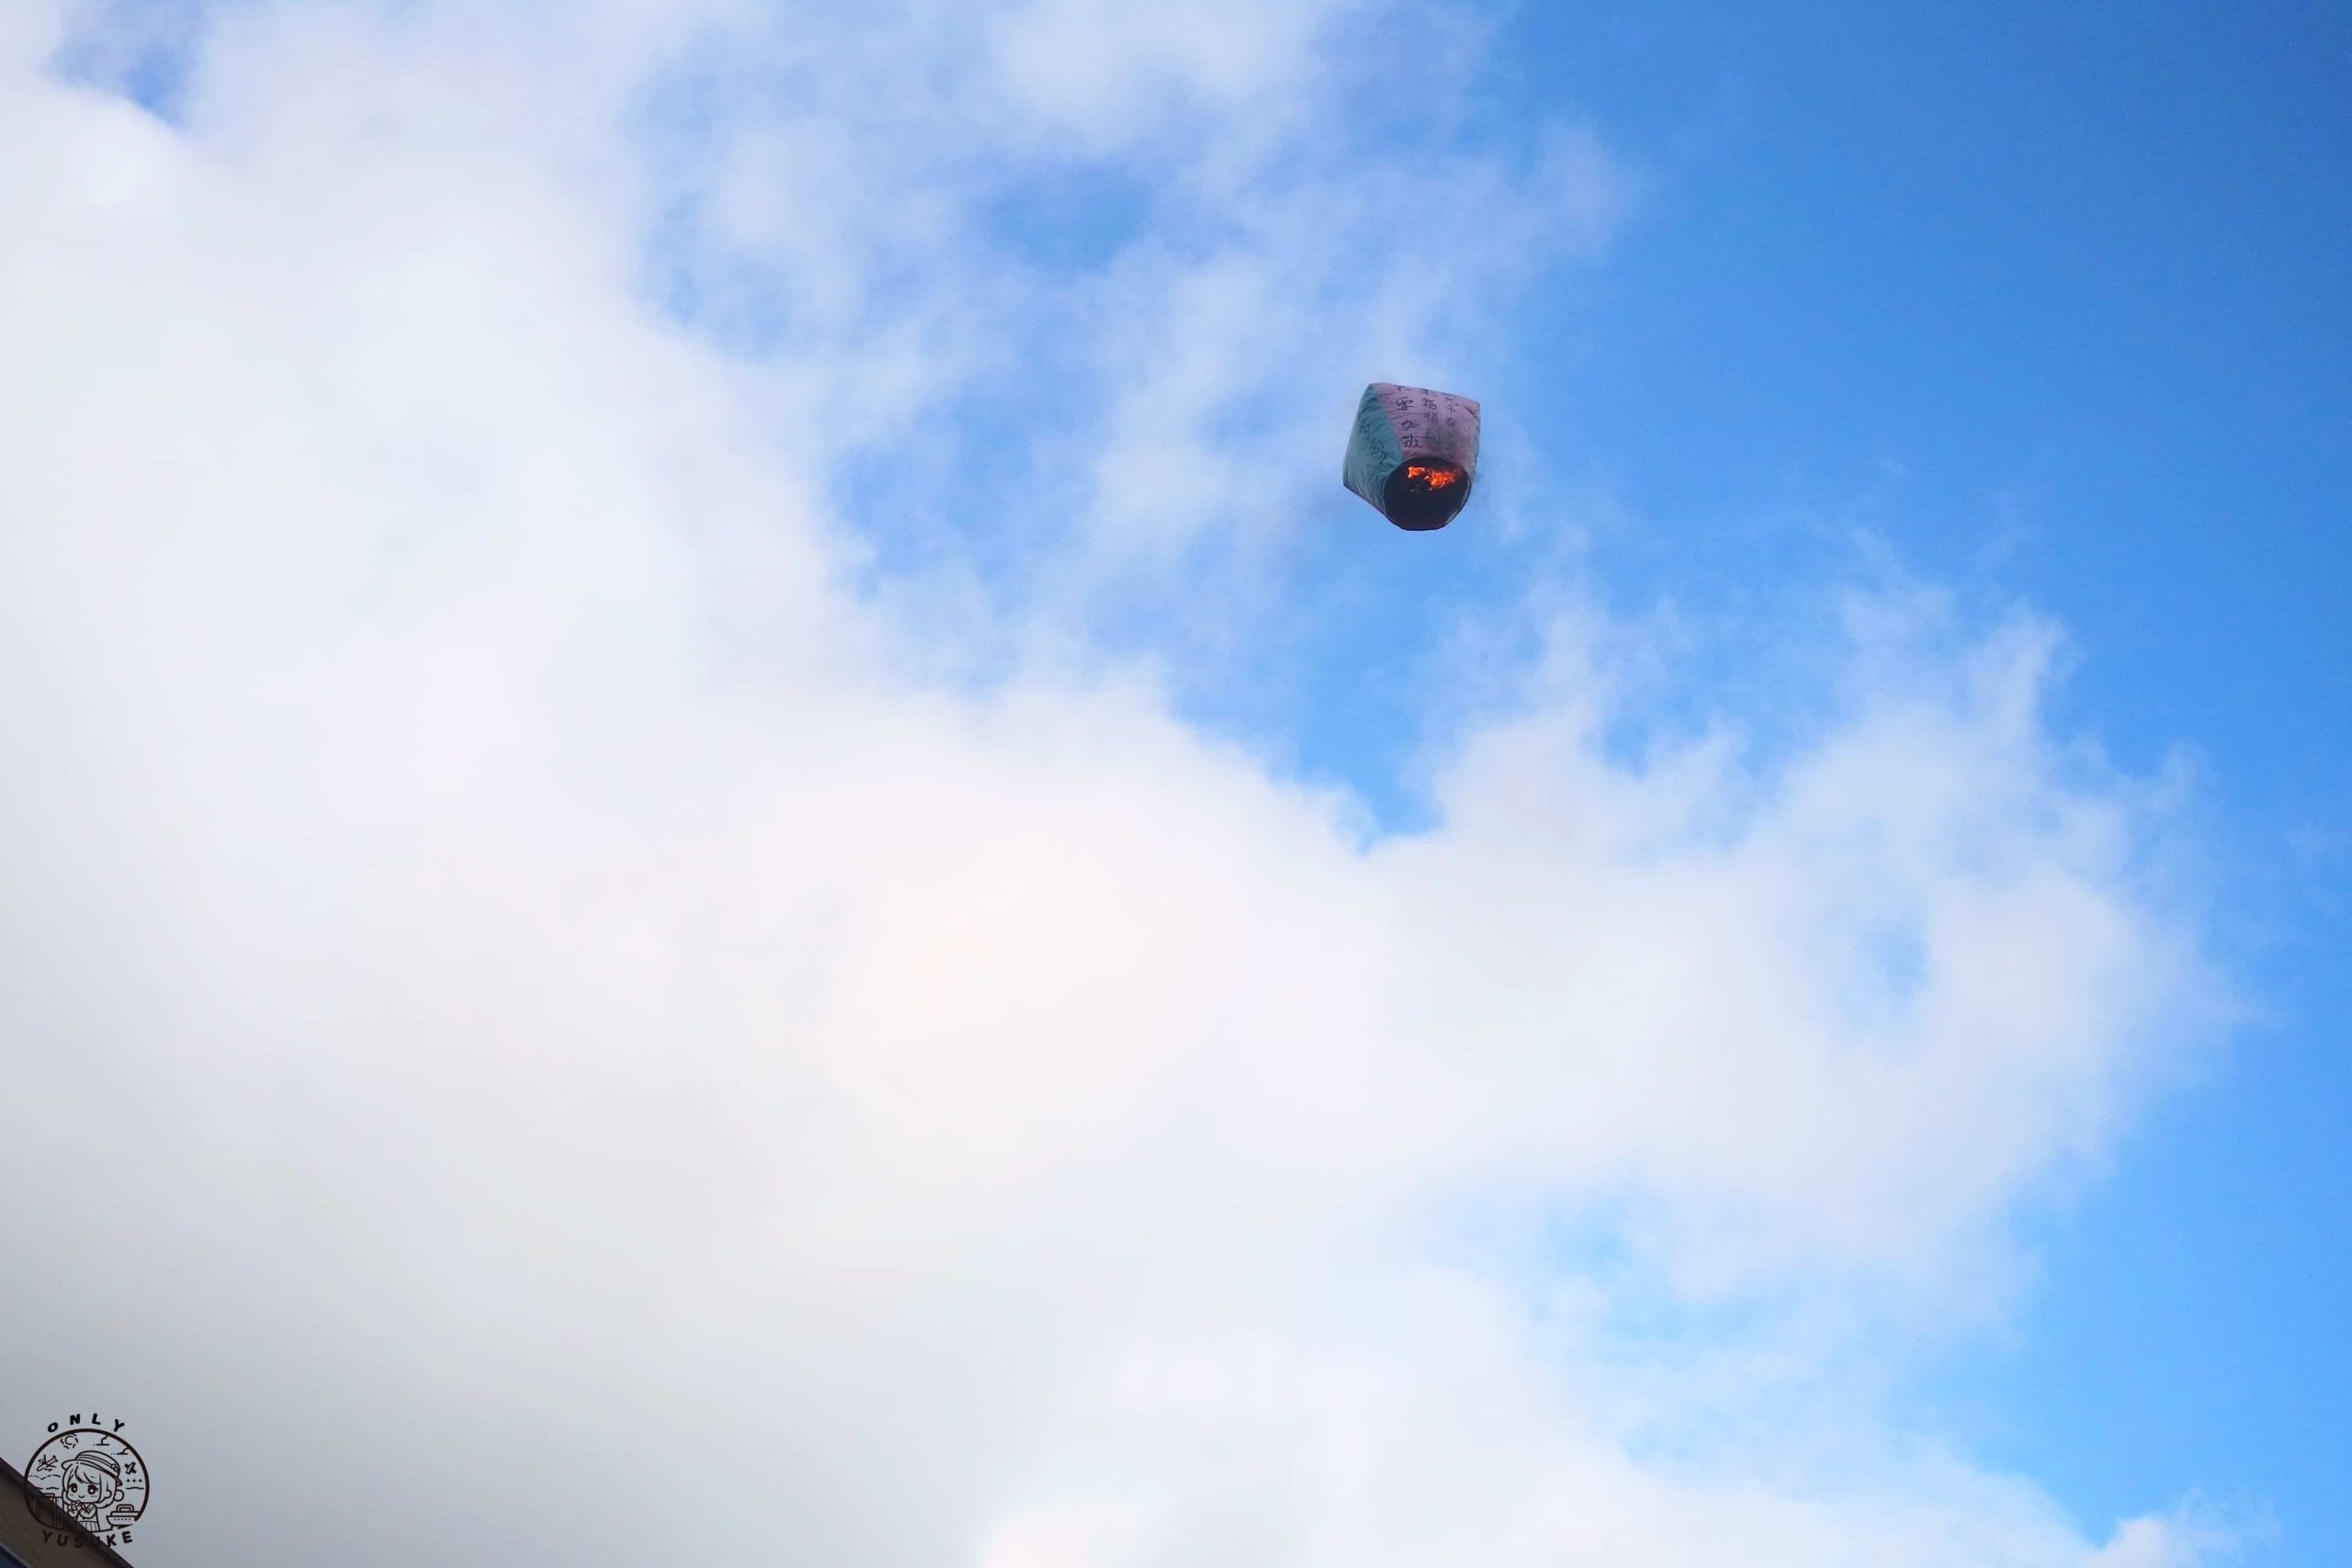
[0,3,2233,1564]
[987,0,1347,150]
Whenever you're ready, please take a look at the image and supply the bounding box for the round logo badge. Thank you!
[24,1424,149,1541]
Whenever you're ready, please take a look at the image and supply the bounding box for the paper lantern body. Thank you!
[1342,382,1481,530]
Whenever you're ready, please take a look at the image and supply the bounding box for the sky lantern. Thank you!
[1341,381,1481,531]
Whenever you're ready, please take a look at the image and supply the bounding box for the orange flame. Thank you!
[1403,463,1461,490]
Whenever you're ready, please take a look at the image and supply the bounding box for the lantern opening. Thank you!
[1383,458,1472,530]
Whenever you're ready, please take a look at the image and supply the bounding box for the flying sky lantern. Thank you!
[1342,382,1481,530]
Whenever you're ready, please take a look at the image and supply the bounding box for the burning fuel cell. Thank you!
[1341,382,1481,531]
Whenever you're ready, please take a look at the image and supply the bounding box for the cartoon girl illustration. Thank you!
[49,1449,130,1532]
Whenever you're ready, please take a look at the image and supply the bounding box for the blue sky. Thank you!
[6,2,2347,1563]
[1491,6,2351,1556]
